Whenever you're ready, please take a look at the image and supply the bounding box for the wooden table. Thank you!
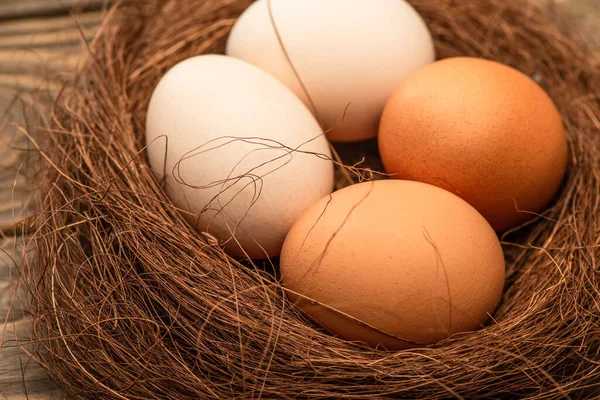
[0,1,598,398]
[0,3,111,398]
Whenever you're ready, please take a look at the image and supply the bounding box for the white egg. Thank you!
[145,55,334,259]
[226,0,435,142]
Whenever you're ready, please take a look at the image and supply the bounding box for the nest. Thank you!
[24,0,600,398]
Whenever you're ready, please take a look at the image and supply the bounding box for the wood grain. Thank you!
[0,0,113,21]
[0,3,104,399]
[0,1,598,399]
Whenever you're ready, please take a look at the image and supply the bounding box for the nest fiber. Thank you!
[25,0,600,398]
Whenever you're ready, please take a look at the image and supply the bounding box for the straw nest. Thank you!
[24,0,600,398]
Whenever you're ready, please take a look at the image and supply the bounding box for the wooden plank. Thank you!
[0,228,64,398]
[0,5,96,399]
[0,13,101,85]
[0,75,64,93]
[1,320,65,399]
[0,12,102,82]
[0,50,82,75]
[0,236,65,399]
[0,26,96,50]
[0,94,35,233]
[0,12,101,37]
[0,0,115,21]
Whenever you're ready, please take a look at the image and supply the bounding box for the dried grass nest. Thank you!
[24,0,600,398]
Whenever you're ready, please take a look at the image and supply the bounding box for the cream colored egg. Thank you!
[226,0,435,142]
[145,55,334,259]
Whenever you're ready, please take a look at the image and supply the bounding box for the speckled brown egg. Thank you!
[280,180,505,350]
[378,57,568,232]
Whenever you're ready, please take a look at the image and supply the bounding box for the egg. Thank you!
[378,57,568,232]
[280,180,505,350]
[226,0,435,142]
[145,55,334,259]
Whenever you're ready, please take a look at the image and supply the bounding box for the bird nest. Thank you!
[24,0,600,398]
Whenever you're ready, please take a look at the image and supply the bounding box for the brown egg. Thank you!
[280,180,505,350]
[378,57,568,231]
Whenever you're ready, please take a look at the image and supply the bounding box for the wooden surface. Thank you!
[1,2,109,399]
[0,0,599,399]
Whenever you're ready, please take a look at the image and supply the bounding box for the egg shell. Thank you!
[145,55,334,259]
[378,57,568,232]
[280,180,506,350]
[226,0,435,142]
